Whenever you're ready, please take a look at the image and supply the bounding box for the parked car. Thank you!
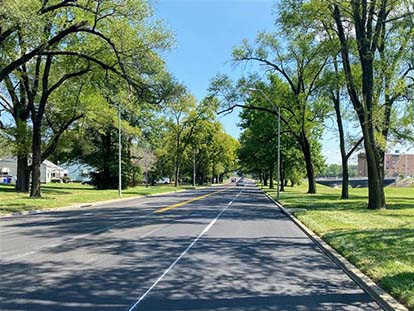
[81,178,93,185]
[155,177,170,184]
[231,177,237,182]
[236,180,245,186]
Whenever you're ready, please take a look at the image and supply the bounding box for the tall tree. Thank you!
[0,0,173,197]
[330,0,414,209]
[165,94,212,187]
[211,74,329,194]
[212,1,331,193]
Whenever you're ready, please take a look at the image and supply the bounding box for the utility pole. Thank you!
[193,148,196,187]
[248,88,281,201]
[118,103,122,198]
[277,106,280,201]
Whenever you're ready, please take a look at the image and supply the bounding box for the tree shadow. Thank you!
[0,186,382,311]
[0,236,380,311]
[323,227,414,309]
[379,272,414,309]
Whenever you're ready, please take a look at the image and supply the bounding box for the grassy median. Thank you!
[0,183,190,215]
[263,183,414,310]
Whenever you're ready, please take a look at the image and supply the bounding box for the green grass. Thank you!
[263,183,414,310]
[0,183,192,215]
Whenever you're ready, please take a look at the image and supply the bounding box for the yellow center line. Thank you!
[155,186,235,213]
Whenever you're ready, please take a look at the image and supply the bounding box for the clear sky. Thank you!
[155,0,275,133]
[154,0,351,164]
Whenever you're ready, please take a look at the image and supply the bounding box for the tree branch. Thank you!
[43,50,143,92]
[47,66,90,96]
[41,113,84,161]
[345,137,364,160]
[0,21,87,82]
[0,26,17,45]
[236,56,297,94]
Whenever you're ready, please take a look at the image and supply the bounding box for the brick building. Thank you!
[358,152,414,177]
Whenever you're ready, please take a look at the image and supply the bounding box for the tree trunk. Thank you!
[263,172,268,186]
[299,132,316,194]
[15,114,30,192]
[16,155,29,192]
[269,164,274,189]
[198,172,204,185]
[30,121,42,198]
[333,92,349,199]
[174,160,180,187]
[341,158,350,199]
[331,54,350,199]
[363,127,386,209]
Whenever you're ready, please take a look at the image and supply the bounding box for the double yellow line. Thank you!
[155,186,234,213]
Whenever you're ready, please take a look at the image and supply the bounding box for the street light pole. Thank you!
[248,88,281,201]
[277,106,280,201]
[118,103,122,198]
[193,148,196,187]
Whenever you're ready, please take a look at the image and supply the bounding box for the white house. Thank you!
[0,156,65,183]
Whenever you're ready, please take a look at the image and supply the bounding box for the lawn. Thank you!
[0,183,192,215]
[263,183,414,310]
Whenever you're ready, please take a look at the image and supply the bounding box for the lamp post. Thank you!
[118,103,122,198]
[248,88,281,201]
[193,148,196,188]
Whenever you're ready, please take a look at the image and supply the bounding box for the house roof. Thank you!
[0,156,63,170]
[42,159,62,169]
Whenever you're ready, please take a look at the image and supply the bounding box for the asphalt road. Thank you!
[0,181,382,311]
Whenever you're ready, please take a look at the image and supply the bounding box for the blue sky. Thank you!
[154,0,344,164]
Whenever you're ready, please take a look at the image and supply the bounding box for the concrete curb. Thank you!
[262,190,408,311]
[0,188,191,219]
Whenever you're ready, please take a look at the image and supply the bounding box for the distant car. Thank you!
[81,178,93,185]
[236,180,245,186]
[231,177,237,183]
[155,177,170,184]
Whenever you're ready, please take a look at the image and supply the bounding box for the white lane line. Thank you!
[127,187,245,311]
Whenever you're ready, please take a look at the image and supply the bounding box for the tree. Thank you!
[238,102,280,189]
[319,50,363,198]
[330,0,414,209]
[232,5,331,193]
[153,96,238,186]
[209,0,331,194]
[135,145,157,188]
[0,0,174,197]
[238,102,324,190]
[211,73,328,194]
[0,129,13,159]
[165,94,213,187]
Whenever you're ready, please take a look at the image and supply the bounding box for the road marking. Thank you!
[0,188,230,263]
[127,187,245,311]
[155,186,233,213]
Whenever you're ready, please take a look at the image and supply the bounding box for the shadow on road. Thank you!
[0,186,380,311]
